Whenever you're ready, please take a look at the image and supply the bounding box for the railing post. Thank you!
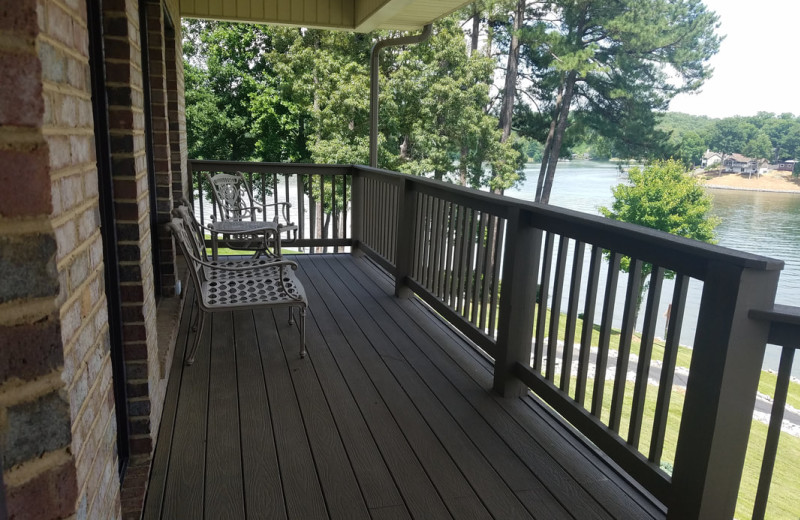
[668,262,780,519]
[350,167,364,256]
[394,177,417,298]
[493,208,541,397]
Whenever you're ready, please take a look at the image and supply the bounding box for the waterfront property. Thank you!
[2,3,800,520]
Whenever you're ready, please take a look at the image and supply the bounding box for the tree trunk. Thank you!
[535,82,564,202]
[459,145,469,186]
[498,0,525,144]
[538,70,577,204]
[470,4,480,55]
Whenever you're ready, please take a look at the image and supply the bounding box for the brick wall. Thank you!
[145,1,177,297]
[104,1,185,517]
[2,0,187,517]
[0,1,120,519]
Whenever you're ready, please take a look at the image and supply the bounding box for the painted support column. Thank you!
[492,208,541,397]
[669,261,781,519]
[393,177,418,297]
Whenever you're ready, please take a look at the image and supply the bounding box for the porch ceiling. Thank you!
[179,0,470,31]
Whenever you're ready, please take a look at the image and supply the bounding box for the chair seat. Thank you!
[200,269,306,310]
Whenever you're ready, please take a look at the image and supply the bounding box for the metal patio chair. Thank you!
[205,172,298,259]
[169,216,307,365]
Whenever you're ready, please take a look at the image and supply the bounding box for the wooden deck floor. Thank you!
[143,254,664,520]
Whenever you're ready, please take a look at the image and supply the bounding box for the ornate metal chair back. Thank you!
[205,172,258,222]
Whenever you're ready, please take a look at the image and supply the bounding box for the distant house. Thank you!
[776,160,796,172]
[722,153,758,175]
[702,150,723,167]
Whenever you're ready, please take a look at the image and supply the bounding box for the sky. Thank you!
[668,0,800,119]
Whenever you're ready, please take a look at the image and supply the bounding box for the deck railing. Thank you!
[189,159,797,519]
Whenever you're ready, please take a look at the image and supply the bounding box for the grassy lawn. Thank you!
[556,372,800,519]
[528,305,800,517]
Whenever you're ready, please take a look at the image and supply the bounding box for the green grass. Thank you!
[552,370,800,519]
[525,305,800,517]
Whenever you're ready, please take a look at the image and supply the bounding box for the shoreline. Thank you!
[697,171,800,194]
[704,184,800,194]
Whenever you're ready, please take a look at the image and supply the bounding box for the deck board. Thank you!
[143,254,665,519]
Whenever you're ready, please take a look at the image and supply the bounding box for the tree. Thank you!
[707,117,757,156]
[600,159,719,318]
[743,132,773,162]
[675,131,707,167]
[526,0,721,203]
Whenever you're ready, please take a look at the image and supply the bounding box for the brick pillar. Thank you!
[165,21,188,204]
[1,1,121,519]
[145,1,177,297]
[102,0,160,466]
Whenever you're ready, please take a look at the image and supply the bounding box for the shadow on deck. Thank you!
[142,253,664,519]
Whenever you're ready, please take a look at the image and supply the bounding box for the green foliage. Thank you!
[600,159,718,243]
[743,131,774,161]
[600,159,719,313]
[675,131,706,167]
[794,161,800,177]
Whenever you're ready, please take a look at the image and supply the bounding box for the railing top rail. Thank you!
[190,159,352,176]
[352,165,784,278]
[750,304,800,326]
[191,161,782,277]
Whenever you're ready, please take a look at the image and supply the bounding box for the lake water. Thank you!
[509,161,800,377]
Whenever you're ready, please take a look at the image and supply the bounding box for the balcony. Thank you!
[144,160,800,519]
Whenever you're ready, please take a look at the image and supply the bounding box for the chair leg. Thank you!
[299,307,306,358]
[185,310,207,366]
[288,306,295,325]
[190,300,201,331]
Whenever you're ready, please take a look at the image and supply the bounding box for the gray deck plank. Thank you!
[297,306,410,514]
[252,307,329,519]
[300,256,492,520]
[351,253,663,519]
[205,311,246,519]
[296,261,454,519]
[356,262,663,518]
[271,305,371,520]
[329,255,574,519]
[233,311,287,519]
[142,287,193,520]
[144,253,665,520]
[319,256,537,519]
[159,300,212,520]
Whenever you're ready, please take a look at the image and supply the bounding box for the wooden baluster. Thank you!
[561,241,586,392]
[546,235,569,381]
[487,218,505,340]
[534,232,555,373]
[394,178,417,298]
[650,273,688,464]
[471,211,488,327]
[592,252,621,419]
[628,266,664,448]
[609,257,643,433]
[576,245,602,406]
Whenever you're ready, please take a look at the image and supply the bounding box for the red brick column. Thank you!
[146,1,177,297]
[1,1,121,518]
[165,20,188,204]
[102,0,160,464]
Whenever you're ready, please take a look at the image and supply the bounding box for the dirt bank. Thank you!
[698,170,800,193]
